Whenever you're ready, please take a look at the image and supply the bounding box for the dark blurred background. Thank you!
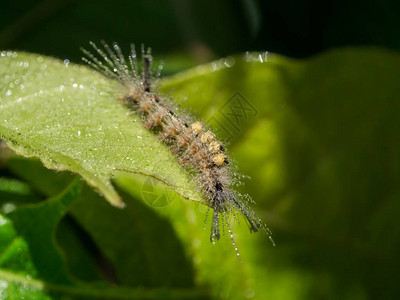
[1,0,400,71]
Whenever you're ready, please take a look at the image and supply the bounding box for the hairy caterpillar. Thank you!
[81,41,274,256]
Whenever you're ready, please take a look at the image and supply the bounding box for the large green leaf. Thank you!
[161,48,400,298]
[0,51,201,207]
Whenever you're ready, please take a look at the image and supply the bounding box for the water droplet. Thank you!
[72,83,78,88]
[137,135,142,139]
[78,131,81,136]
[2,203,16,214]
[59,85,65,91]
[244,51,250,62]
[244,51,269,63]
[223,56,235,68]
[5,90,12,96]
[245,290,255,299]
[0,279,9,289]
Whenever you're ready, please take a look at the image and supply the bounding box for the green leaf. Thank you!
[0,51,202,208]
[2,156,208,295]
[67,184,197,288]
[6,179,83,284]
[161,48,400,298]
[0,179,82,299]
[1,174,207,299]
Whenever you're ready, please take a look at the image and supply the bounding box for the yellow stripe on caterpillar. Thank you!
[209,141,222,154]
[212,153,228,166]
[200,131,214,144]
[191,121,203,135]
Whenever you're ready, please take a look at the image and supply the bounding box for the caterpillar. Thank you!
[81,41,274,256]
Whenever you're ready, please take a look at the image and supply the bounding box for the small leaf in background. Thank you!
[6,179,83,284]
[0,214,52,300]
[0,179,82,299]
[1,170,208,299]
[2,156,209,298]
